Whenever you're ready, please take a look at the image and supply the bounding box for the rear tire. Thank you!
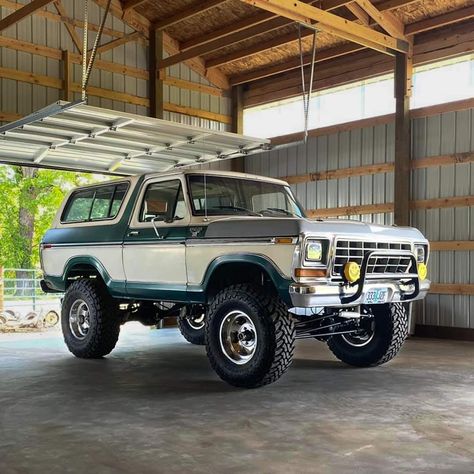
[327,303,408,367]
[205,284,295,388]
[62,279,120,359]
[178,305,206,345]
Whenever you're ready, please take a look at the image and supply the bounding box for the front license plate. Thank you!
[364,288,388,304]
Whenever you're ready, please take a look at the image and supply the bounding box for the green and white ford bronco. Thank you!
[40,170,430,388]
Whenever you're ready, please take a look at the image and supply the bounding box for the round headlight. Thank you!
[306,241,323,262]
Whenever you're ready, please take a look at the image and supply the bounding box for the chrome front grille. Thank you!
[333,240,412,277]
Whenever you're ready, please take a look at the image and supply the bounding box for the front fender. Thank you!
[199,254,292,306]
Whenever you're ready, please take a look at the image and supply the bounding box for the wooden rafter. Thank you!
[346,2,369,25]
[0,0,54,32]
[207,0,415,69]
[154,0,229,30]
[238,0,409,55]
[92,0,229,89]
[180,0,349,53]
[54,0,84,53]
[159,1,353,70]
[405,4,474,35]
[92,31,141,55]
[354,0,405,38]
[228,2,471,85]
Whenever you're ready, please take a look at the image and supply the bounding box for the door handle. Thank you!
[128,230,140,236]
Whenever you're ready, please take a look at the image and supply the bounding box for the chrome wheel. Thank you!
[69,299,91,340]
[219,310,257,365]
[341,322,375,347]
[187,312,205,330]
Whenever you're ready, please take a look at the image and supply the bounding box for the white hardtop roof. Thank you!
[0,100,270,176]
[73,169,290,190]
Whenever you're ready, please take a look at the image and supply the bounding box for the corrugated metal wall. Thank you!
[411,108,474,330]
[245,107,474,330]
[0,0,231,130]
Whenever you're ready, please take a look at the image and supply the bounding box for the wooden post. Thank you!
[393,47,412,226]
[231,84,245,172]
[149,29,164,119]
[0,267,4,314]
[62,50,73,101]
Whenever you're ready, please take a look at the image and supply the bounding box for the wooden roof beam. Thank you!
[91,31,142,55]
[346,2,370,25]
[93,0,230,89]
[180,0,349,52]
[154,0,229,30]
[228,0,470,85]
[405,4,474,35]
[54,0,84,54]
[207,0,415,69]
[0,0,55,32]
[158,1,357,70]
[354,0,405,38]
[239,0,409,55]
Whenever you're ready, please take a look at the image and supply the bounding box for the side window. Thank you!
[62,182,129,223]
[63,189,95,222]
[139,180,186,223]
[90,186,114,220]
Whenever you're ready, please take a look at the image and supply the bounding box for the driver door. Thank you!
[123,176,190,301]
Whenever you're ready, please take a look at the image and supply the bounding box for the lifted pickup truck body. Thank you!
[41,170,430,388]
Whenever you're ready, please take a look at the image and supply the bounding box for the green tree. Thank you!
[0,165,102,279]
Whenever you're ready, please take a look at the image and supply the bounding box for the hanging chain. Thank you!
[81,0,113,100]
[81,0,89,100]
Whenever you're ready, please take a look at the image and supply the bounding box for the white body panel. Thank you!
[42,245,125,280]
[186,243,296,284]
[123,243,186,284]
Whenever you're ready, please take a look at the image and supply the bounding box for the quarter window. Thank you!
[139,180,186,223]
[62,182,129,223]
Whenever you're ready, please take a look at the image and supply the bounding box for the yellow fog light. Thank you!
[343,261,360,283]
[418,263,427,280]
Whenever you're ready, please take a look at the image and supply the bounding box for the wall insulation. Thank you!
[245,106,474,331]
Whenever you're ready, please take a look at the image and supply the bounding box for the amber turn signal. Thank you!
[275,237,294,244]
[295,268,327,278]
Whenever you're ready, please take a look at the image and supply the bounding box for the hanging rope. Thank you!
[298,24,318,143]
[81,0,113,100]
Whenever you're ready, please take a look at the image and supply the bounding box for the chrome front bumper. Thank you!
[290,279,430,308]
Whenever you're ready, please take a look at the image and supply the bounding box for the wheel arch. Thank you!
[63,256,112,289]
[200,254,292,305]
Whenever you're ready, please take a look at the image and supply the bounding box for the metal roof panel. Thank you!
[0,100,270,175]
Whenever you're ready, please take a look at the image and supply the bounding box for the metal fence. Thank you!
[0,268,61,315]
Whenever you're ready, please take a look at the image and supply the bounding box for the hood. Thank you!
[204,216,427,242]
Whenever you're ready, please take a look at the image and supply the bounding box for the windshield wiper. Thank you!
[209,205,262,216]
[261,207,296,217]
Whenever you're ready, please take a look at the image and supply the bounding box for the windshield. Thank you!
[187,175,305,218]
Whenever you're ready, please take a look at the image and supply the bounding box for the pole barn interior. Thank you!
[0,0,473,472]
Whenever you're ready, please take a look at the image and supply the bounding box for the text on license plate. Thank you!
[364,288,388,304]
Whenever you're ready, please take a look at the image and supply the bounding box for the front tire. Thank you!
[327,303,409,367]
[62,279,120,359]
[205,284,295,388]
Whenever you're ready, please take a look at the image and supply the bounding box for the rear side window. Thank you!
[62,182,129,223]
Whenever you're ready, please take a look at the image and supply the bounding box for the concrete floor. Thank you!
[0,326,473,474]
